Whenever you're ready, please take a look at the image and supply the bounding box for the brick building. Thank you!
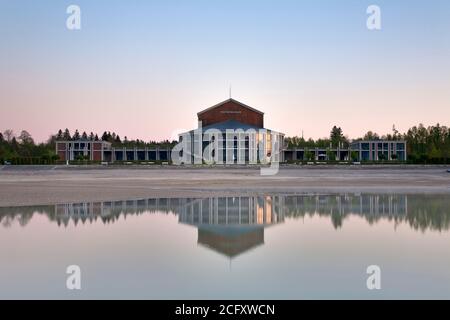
[56,140,111,162]
[55,98,406,164]
[177,98,285,164]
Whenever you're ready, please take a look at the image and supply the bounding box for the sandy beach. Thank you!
[0,165,449,207]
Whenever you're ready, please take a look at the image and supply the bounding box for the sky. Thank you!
[1,0,449,142]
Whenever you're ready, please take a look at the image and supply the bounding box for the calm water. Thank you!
[1,193,450,299]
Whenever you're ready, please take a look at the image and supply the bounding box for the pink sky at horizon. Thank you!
[1,1,449,143]
[1,82,449,143]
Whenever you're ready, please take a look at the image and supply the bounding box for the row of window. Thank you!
[359,143,405,151]
[67,143,91,150]
[105,150,169,161]
[360,151,406,161]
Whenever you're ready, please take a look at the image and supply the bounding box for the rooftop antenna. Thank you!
[229,84,232,99]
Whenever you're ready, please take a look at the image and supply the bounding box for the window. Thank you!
[126,151,134,160]
[396,143,405,151]
[137,151,145,161]
[115,151,123,161]
[159,151,168,161]
[361,151,370,161]
[148,151,156,161]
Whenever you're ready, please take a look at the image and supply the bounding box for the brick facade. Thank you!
[198,99,264,128]
[55,141,111,162]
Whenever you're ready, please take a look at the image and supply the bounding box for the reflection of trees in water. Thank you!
[283,194,409,229]
[404,195,450,232]
[0,194,449,232]
[0,206,53,228]
[283,194,450,232]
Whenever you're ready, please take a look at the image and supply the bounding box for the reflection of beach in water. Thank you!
[1,194,450,258]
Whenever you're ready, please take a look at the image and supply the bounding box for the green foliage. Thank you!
[304,150,315,161]
[286,124,450,164]
[405,124,450,164]
[0,128,178,165]
[74,154,87,161]
[3,123,450,165]
[0,129,60,164]
[363,131,380,140]
[330,126,348,148]
[326,149,336,161]
[286,126,349,149]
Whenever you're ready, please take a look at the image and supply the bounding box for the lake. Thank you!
[1,193,449,299]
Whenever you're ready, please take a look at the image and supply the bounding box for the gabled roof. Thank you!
[197,98,264,116]
[197,225,265,258]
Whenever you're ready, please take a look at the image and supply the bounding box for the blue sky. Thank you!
[1,0,449,141]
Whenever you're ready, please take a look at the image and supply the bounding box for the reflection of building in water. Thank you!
[284,194,407,216]
[198,226,264,258]
[5,193,450,235]
[51,194,408,257]
[54,195,284,258]
[178,196,284,226]
[52,194,406,228]
[283,194,408,229]
[54,198,185,226]
[177,196,284,258]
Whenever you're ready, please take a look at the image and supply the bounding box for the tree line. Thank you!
[0,129,177,164]
[2,124,450,164]
[0,130,58,164]
[285,123,450,164]
[54,128,176,148]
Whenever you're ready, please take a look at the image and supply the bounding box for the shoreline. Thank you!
[0,166,449,207]
[2,163,450,170]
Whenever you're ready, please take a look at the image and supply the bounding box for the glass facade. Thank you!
[346,141,406,162]
[183,129,282,164]
[60,139,407,163]
[361,151,370,161]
